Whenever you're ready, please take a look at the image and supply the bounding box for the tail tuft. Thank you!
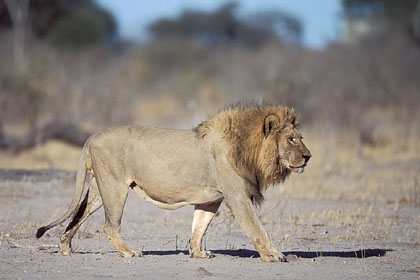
[36,145,90,240]
[36,226,47,238]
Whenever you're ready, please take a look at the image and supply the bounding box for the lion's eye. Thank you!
[288,137,296,144]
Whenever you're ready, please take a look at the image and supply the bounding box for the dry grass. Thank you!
[0,139,81,170]
[277,121,420,204]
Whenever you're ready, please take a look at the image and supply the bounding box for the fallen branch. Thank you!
[7,240,58,250]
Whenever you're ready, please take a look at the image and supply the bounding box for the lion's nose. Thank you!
[302,153,311,163]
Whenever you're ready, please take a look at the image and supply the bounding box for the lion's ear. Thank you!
[263,114,280,137]
[292,115,300,128]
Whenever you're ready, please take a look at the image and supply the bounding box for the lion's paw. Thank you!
[261,251,286,262]
[119,250,140,258]
[191,250,215,259]
[59,242,72,256]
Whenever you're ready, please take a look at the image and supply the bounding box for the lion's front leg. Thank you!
[225,192,286,262]
[214,155,285,262]
[189,201,221,258]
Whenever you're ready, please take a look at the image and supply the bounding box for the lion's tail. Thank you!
[36,144,90,238]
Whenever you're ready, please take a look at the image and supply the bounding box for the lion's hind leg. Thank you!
[98,178,139,258]
[190,201,221,259]
[59,176,103,255]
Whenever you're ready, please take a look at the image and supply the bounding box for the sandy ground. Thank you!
[0,168,419,280]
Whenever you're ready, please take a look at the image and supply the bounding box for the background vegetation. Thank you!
[0,1,418,173]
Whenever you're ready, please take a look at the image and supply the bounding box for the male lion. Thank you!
[36,104,311,262]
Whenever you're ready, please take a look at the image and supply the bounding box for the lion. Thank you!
[36,103,311,262]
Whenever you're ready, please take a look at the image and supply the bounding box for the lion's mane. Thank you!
[195,103,299,205]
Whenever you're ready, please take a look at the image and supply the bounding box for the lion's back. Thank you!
[86,125,215,178]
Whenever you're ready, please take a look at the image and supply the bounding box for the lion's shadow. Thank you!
[68,248,390,259]
[141,248,390,259]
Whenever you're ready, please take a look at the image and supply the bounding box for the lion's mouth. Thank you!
[288,163,307,173]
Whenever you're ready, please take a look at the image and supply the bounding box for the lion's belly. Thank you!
[129,131,222,208]
[132,158,221,208]
[131,183,222,210]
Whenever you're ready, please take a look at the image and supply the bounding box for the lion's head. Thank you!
[262,114,311,175]
[196,103,311,204]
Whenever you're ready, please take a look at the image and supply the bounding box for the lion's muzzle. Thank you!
[289,150,311,173]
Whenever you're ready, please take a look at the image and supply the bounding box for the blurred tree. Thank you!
[0,0,116,48]
[148,2,302,47]
[247,10,302,43]
[343,0,420,44]
[2,0,29,74]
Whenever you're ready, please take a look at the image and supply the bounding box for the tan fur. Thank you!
[36,103,311,262]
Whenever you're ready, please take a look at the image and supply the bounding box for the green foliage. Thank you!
[148,2,302,48]
[246,10,302,43]
[46,5,116,48]
[0,1,12,28]
[343,0,420,43]
[0,0,116,48]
